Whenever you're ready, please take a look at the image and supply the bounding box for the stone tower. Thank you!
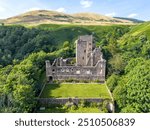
[76,35,94,66]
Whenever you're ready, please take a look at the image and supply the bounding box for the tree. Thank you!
[109,54,125,74]
[13,85,36,112]
[142,41,150,59]
[113,59,150,112]
[107,74,119,92]
[0,23,4,26]
[63,41,69,48]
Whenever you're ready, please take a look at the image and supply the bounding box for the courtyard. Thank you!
[40,83,111,98]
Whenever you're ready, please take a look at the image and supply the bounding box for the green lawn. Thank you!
[40,83,111,98]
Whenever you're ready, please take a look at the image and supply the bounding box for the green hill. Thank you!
[118,22,150,58]
[0,24,130,66]
[128,22,150,39]
[120,22,150,43]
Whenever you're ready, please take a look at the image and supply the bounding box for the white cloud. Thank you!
[128,13,138,18]
[56,7,66,13]
[80,0,93,8]
[105,12,116,17]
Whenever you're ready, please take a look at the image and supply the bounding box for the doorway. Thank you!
[49,76,53,82]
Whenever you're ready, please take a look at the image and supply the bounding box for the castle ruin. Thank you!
[46,35,106,82]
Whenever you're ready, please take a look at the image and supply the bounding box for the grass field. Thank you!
[40,83,111,98]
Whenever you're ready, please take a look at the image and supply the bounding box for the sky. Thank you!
[0,0,149,21]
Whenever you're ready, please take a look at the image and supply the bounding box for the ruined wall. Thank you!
[46,60,106,82]
[38,98,111,105]
[93,48,102,66]
[47,62,105,81]
[45,35,106,82]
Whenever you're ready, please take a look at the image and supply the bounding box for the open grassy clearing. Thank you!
[40,83,111,98]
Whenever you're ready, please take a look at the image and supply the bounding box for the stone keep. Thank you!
[46,35,106,82]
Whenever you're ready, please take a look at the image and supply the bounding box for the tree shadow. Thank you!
[43,83,62,98]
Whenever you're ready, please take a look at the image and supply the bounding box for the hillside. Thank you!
[119,22,150,45]
[128,22,150,39]
[114,17,144,23]
[0,24,130,66]
[2,10,135,25]
[110,22,150,112]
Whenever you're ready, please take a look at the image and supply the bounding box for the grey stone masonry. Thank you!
[46,35,106,82]
[38,98,111,105]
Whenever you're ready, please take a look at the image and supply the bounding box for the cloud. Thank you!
[105,12,116,17]
[80,0,93,8]
[128,13,138,18]
[56,7,66,13]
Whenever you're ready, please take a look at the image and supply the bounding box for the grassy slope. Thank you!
[129,22,150,39]
[40,83,111,98]
[36,24,130,47]
[37,24,130,35]
[119,22,150,44]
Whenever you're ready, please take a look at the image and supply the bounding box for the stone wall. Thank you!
[38,98,111,105]
[46,61,105,82]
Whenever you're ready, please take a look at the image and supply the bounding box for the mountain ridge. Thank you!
[114,17,144,23]
[1,10,138,25]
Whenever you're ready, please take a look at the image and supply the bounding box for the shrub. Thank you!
[107,74,119,92]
